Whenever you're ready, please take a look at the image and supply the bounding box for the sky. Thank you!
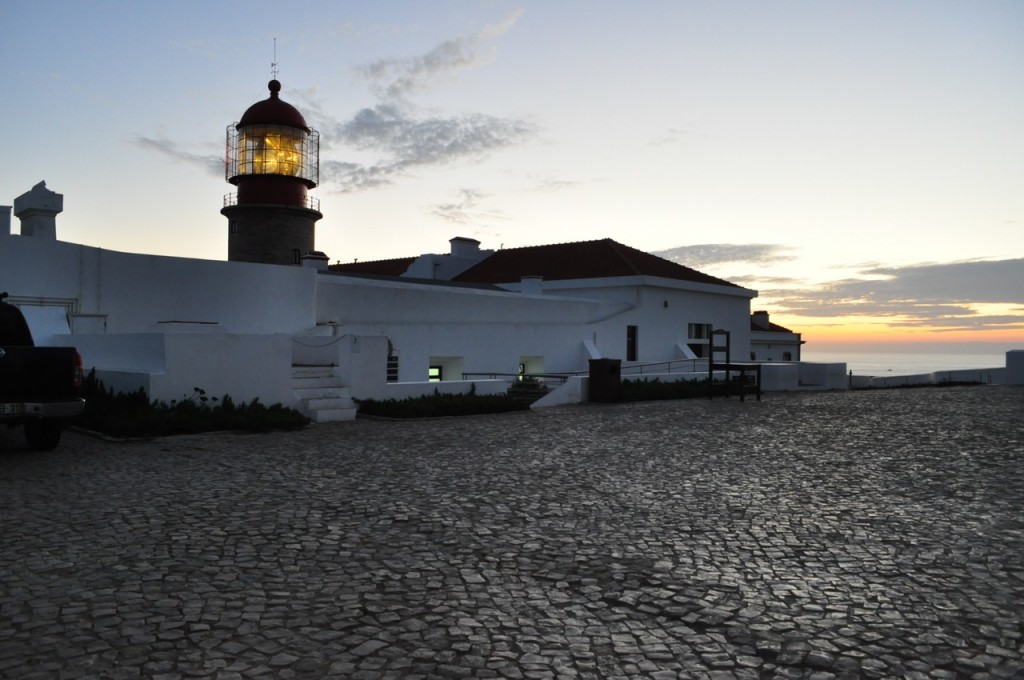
[2,0,1022,353]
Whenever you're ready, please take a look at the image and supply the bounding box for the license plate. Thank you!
[0,403,24,415]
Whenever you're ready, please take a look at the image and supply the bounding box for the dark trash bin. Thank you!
[589,358,622,402]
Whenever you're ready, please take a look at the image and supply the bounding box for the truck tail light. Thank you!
[73,351,84,390]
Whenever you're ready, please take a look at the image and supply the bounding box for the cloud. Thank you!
[134,137,222,177]
[649,128,691,147]
[653,243,798,268]
[137,13,534,195]
[855,260,1023,304]
[528,178,587,194]
[336,104,534,167]
[429,188,507,225]
[763,258,1024,332]
[310,13,535,193]
[319,160,397,192]
[654,244,1024,333]
[358,10,524,102]
[314,105,535,193]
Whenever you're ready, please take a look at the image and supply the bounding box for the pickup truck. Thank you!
[0,292,85,451]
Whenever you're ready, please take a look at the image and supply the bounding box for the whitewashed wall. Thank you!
[67,332,296,406]
[315,275,628,380]
[2,232,762,407]
[751,332,803,362]
[505,276,755,367]
[0,234,317,334]
[317,273,756,382]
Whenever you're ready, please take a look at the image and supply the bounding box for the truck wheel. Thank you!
[25,422,62,451]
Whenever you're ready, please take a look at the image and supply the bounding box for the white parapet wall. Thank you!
[70,332,296,407]
[796,362,849,390]
[760,363,799,391]
[847,353,1019,388]
[1007,350,1024,384]
[531,376,588,408]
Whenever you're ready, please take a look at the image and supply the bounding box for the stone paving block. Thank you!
[1,387,1022,679]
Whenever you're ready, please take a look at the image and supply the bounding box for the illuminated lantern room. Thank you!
[222,79,323,265]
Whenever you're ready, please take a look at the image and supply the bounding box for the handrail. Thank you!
[620,358,708,375]
[223,193,321,211]
[461,372,570,386]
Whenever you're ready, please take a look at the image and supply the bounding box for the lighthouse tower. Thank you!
[222,80,322,265]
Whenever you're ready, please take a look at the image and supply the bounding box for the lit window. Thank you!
[428,366,443,382]
[236,125,307,177]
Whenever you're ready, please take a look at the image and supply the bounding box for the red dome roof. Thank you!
[237,80,310,131]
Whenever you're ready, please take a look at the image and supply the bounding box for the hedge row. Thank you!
[75,372,310,438]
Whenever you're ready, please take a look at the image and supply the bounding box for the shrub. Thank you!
[618,377,714,402]
[75,371,309,437]
[356,387,530,419]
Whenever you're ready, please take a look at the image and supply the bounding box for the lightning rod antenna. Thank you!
[271,37,279,79]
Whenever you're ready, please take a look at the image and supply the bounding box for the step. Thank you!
[293,385,351,400]
[292,375,348,389]
[310,406,359,423]
[304,396,353,411]
[290,367,357,422]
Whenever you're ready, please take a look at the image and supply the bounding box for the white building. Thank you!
[326,237,757,381]
[750,310,804,362]
[0,200,768,419]
[0,82,857,421]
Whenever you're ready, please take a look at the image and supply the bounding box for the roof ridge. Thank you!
[604,239,648,276]
[496,237,611,252]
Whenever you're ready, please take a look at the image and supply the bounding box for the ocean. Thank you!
[800,350,1011,377]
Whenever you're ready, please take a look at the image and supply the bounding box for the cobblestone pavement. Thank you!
[1,386,1022,679]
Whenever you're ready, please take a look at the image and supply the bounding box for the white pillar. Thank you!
[1006,350,1024,385]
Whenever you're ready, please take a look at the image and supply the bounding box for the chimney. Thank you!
[0,206,10,235]
[301,250,330,271]
[449,236,481,258]
[752,310,770,330]
[13,181,63,239]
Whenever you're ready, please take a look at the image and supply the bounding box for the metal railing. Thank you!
[222,193,320,211]
[620,358,708,376]
[461,372,571,388]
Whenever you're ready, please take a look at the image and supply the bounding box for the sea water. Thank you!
[800,350,1010,377]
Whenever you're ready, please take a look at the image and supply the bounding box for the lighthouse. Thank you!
[222,79,322,265]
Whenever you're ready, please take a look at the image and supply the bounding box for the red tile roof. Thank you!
[752,319,797,333]
[329,257,417,277]
[454,238,740,287]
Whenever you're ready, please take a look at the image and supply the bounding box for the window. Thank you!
[519,356,544,379]
[229,221,239,235]
[783,351,793,361]
[687,322,713,358]
[626,325,638,362]
[237,125,307,177]
[688,323,712,340]
[429,357,463,382]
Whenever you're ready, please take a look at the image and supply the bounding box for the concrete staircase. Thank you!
[291,366,358,422]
